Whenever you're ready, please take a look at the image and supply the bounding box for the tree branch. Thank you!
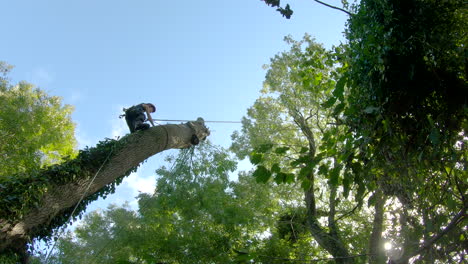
[390,206,467,264]
[335,191,370,221]
[313,0,353,16]
[368,189,386,264]
[304,174,351,263]
[0,119,210,254]
[328,182,338,233]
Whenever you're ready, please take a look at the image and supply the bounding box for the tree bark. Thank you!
[368,188,386,264]
[292,108,351,263]
[305,186,352,264]
[0,118,210,254]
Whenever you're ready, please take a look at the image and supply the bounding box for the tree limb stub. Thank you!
[0,118,210,253]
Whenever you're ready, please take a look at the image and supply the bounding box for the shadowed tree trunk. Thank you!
[291,109,351,263]
[0,118,210,258]
[368,188,386,264]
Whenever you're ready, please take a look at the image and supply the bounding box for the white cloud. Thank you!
[110,117,127,139]
[122,172,156,196]
[69,89,84,104]
[110,105,128,139]
[75,125,95,149]
[28,67,55,86]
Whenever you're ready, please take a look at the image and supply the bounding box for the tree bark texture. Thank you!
[0,118,210,253]
[368,188,386,264]
[305,186,352,264]
[292,108,351,262]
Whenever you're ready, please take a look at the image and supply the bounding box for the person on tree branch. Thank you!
[121,103,156,133]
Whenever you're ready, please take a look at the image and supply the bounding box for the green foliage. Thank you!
[233,35,343,190]
[0,136,138,242]
[233,19,467,259]
[276,208,308,243]
[51,143,313,263]
[0,64,148,245]
[325,0,468,261]
[344,0,467,155]
[252,165,271,183]
[0,62,77,177]
[0,252,21,264]
[230,35,377,260]
[263,0,293,19]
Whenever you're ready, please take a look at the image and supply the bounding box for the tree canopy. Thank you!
[0,64,210,262]
[0,62,77,178]
[42,144,315,263]
[1,0,466,263]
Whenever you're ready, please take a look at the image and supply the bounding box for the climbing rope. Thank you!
[44,146,115,263]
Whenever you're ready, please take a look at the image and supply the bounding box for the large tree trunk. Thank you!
[368,188,386,264]
[291,109,351,263]
[304,186,352,264]
[0,118,209,255]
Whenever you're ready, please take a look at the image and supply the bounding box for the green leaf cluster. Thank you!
[0,134,139,243]
[263,0,293,19]
[48,143,317,263]
[344,0,467,156]
[0,64,148,246]
[0,63,77,178]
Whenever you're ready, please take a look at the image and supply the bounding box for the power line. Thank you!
[154,119,241,124]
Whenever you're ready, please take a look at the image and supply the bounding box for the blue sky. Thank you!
[2,0,348,243]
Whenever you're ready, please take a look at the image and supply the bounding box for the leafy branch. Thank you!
[263,0,293,19]
[391,206,467,264]
[312,0,352,16]
[262,0,353,18]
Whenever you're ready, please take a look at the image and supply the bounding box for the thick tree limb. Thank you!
[368,189,386,264]
[293,107,351,262]
[0,118,210,253]
[312,0,353,16]
[390,206,467,264]
[305,187,352,263]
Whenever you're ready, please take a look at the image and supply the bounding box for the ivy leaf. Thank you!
[296,155,311,164]
[256,143,274,153]
[429,128,440,146]
[299,165,313,179]
[253,166,272,183]
[290,160,301,167]
[355,182,366,206]
[299,147,309,154]
[322,97,337,108]
[278,4,293,19]
[301,178,311,191]
[274,172,287,184]
[313,152,325,164]
[333,103,345,116]
[264,0,280,7]
[285,173,295,183]
[271,163,281,173]
[342,172,351,198]
[318,164,328,176]
[446,196,458,211]
[250,153,263,165]
[333,76,346,100]
[329,166,340,187]
[274,146,289,155]
[367,192,376,207]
